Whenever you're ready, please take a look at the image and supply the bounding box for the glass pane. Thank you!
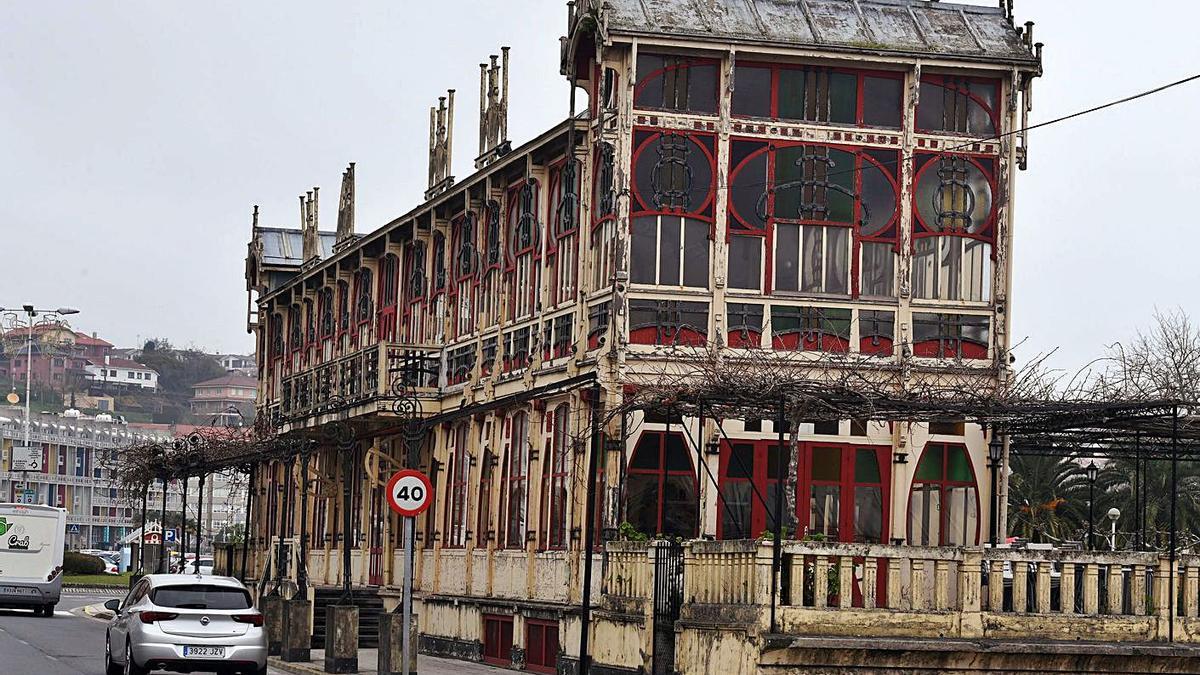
[720,481,752,539]
[938,236,961,301]
[863,76,902,127]
[911,237,937,299]
[854,449,881,483]
[778,68,806,120]
[908,484,941,546]
[682,218,709,288]
[774,224,800,292]
[635,54,665,109]
[662,475,697,538]
[626,474,660,535]
[914,445,943,481]
[774,146,803,219]
[945,485,978,546]
[728,235,762,290]
[963,239,991,302]
[916,81,944,131]
[860,162,897,236]
[810,446,841,482]
[766,443,786,480]
[767,481,798,534]
[854,486,883,543]
[809,485,840,539]
[829,72,857,123]
[947,445,972,482]
[860,242,895,298]
[730,151,767,231]
[732,65,771,117]
[664,433,692,472]
[824,226,849,295]
[659,216,681,285]
[727,443,755,479]
[630,216,657,284]
[967,81,996,135]
[631,433,661,469]
[688,63,718,115]
[801,225,824,292]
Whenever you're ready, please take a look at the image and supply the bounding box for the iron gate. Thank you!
[652,540,684,675]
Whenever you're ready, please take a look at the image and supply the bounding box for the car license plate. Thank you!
[0,586,36,596]
[183,646,225,658]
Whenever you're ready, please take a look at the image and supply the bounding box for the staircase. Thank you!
[311,586,384,649]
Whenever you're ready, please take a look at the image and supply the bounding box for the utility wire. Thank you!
[648,71,1200,194]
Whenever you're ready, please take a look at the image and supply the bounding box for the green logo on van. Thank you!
[0,517,8,536]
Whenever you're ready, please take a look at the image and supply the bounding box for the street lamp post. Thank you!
[1107,507,1121,551]
[0,305,79,480]
[988,433,1005,546]
[1086,461,1100,551]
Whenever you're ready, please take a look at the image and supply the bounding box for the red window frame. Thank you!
[504,179,541,322]
[444,423,470,549]
[336,280,350,339]
[477,443,495,546]
[797,442,891,544]
[431,231,447,303]
[910,152,998,244]
[715,440,789,540]
[907,442,981,546]
[524,618,560,674]
[633,53,719,115]
[625,431,698,539]
[547,160,580,308]
[726,137,901,297]
[541,403,570,550]
[352,268,373,337]
[630,129,717,222]
[499,410,529,549]
[450,212,479,338]
[376,254,399,341]
[916,74,1001,137]
[401,243,425,342]
[482,614,513,667]
[318,286,335,343]
[730,62,905,128]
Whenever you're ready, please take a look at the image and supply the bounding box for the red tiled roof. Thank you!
[193,374,258,388]
[73,332,113,347]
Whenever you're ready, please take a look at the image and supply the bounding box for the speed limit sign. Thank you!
[385,469,433,517]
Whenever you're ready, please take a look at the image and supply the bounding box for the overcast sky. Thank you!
[2,1,1197,373]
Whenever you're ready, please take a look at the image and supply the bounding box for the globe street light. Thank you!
[1107,507,1121,551]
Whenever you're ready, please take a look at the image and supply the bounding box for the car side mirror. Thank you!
[104,599,121,612]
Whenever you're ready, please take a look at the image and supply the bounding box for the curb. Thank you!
[268,657,327,675]
[63,585,125,595]
[74,602,115,622]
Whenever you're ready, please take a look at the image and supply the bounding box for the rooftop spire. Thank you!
[476,47,511,169]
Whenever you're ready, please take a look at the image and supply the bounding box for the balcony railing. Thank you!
[605,539,1200,645]
[277,342,441,422]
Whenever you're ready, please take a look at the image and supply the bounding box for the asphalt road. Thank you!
[0,593,293,675]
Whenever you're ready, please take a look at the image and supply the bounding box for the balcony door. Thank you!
[799,443,891,544]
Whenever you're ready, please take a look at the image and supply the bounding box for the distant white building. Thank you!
[84,356,159,391]
[213,354,256,377]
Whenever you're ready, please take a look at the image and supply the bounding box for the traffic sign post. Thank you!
[11,445,40,472]
[384,470,432,675]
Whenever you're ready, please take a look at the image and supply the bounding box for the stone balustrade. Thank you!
[599,539,1200,645]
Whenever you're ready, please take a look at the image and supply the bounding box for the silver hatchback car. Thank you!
[104,574,267,675]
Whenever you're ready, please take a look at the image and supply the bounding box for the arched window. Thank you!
[444,423,470,548]
[319,287,335,341]
[591,142,617,292]
[377,255,399,340]
[481,201,503,328]
[549,161,580,307]
[451,212,479,338]
[336,281,350,335]
[401,243,425,343]
[353,268,373,331]
[505,180,541,321]
[542,403,570,549]
[500,410,530,548]
[911,153,996,304]
[626,431,697,539]
[908,442,979,546]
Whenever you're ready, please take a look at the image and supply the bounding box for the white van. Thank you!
[0,503,66,616]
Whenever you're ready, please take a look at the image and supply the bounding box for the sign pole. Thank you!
[402,515,414,675]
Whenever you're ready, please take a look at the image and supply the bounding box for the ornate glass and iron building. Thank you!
[243,1,1064,672]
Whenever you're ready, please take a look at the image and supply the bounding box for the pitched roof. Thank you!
[255,227,339,267]
[88,358,157,373]
[73,332,114,347]
[601,0,1038,66]
[193,373,258,389]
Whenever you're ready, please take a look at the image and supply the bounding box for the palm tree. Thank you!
[1096,456,1200,550]
[1007,454,1091,544]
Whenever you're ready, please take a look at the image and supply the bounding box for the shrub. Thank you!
[64,551,106,575]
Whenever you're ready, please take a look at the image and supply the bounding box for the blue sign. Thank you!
[68,524,80,534]
[164,528,179,543]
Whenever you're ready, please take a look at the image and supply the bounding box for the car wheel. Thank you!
[105,635,122,675]
[124,641,148,675]
[42,604,55,617]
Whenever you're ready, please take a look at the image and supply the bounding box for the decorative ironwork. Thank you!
[456,212,480,277]
[933,156,977,232]
[509,180,541,259]
[555,160,580,236]
[757,147,866,225]
[650,133,693,210]
[485,200,502,267]
[596,142,616,219]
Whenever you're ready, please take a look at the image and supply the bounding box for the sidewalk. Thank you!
[270,649,510,675]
